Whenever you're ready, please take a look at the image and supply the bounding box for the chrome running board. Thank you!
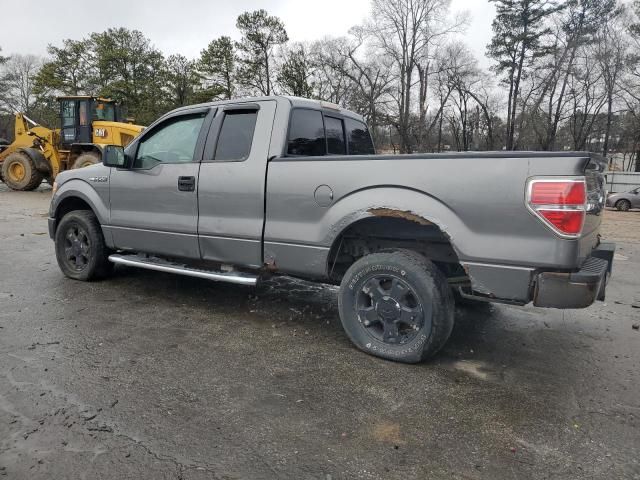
[108,254,258,286]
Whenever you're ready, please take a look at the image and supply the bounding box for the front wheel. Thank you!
[338,250,455,363]
[616,199,631,212]
[54,210,112,281]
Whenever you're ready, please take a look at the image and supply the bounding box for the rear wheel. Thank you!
[54,210,112,281]
[616,199,631,212]
[338,249,455,363]
[71,152,100,169]
[1,151,43,191]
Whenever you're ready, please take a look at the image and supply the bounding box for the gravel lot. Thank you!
[0,184,639,479]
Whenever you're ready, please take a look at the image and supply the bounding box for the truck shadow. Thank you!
[107,266,582,380]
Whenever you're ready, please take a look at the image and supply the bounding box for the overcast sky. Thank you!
[0,0,495,67]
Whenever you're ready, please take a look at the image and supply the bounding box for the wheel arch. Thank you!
[52,180,110,234]
[321,186,467,280]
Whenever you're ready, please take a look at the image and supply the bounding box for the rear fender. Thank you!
[321,187,465,255]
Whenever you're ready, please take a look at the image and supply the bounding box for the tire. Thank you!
[615,199,631,212]
[71,151,100,170]
[338,249,455,363]
[1,151,44,191]
[54,210,112,281]
[0,138,9,145]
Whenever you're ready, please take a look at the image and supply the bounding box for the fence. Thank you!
[605,171,640,193]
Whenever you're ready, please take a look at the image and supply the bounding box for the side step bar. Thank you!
[108,254,258,286]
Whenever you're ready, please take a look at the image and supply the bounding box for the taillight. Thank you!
[526,178,586,237]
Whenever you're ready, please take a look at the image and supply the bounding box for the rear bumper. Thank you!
[533,242,615,308]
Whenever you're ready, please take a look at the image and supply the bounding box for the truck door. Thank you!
[197,100,276,267]
[107,107,214,258]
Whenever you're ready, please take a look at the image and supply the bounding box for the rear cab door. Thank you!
[197,99,277,267]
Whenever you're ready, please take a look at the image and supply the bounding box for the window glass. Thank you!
[345,118,375,155]
[79,101,89,126]
[93,101,116,121]
[287,109,325,156]
[214,111,258,161]
[325,116,345,155]
[61,101,76,127]
[134,114,205,168]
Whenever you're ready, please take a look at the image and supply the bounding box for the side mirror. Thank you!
[103,145,127,168]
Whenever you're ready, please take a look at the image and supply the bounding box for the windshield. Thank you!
[93,101,116,122]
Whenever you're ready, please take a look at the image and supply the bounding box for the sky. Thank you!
[0,0,495,67]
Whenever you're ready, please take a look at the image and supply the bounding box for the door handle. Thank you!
[178,176,195,192]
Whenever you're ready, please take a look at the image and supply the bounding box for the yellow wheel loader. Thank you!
[0,96,144,191]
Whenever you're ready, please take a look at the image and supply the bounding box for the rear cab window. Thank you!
[287,109,325,156]
[215,110,258,161]
[286,108,374,157]
[345,118,375,155]
[325,116,346,155]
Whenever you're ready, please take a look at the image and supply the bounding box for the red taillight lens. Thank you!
[530,181,585,205]
[536,209,584,235]
[527,178,586,237]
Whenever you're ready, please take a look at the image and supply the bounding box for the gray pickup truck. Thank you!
[48,96,615,363]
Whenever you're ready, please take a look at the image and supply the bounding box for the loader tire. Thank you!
[71,152,100,169]
[1,151,44,191]
[55,210,112,281]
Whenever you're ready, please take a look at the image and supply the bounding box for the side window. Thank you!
[325,116,346,155]
[345,118,375,155]
[287,109,325,156]
[134,114,205,169]
[214,111,258,161]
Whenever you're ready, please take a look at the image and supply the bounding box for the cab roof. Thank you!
[169,95,366,122]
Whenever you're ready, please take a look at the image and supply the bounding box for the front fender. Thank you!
[50,178,110,226]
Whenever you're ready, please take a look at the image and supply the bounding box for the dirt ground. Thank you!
[600,210,640,244]
[0,184,639,479]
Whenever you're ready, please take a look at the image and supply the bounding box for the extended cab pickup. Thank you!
[48,96,615,363]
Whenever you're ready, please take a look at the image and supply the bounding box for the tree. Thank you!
[0,47,9,112]
[165,54,199,107]
[314,30,394,143]
[368,0,457,153]
[90,28,168,124]
[235,10,288,96]
[34,39,95,96]
[198,36,235,100]
[487,0,558,150]
[534,0,619,150]
[624,0,640,170]
[595,11,625,156]
[308,38,356,105]
[276,43,314,97]
[0,54,42,115]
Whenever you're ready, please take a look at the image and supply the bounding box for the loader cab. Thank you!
[58,96,120,148]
